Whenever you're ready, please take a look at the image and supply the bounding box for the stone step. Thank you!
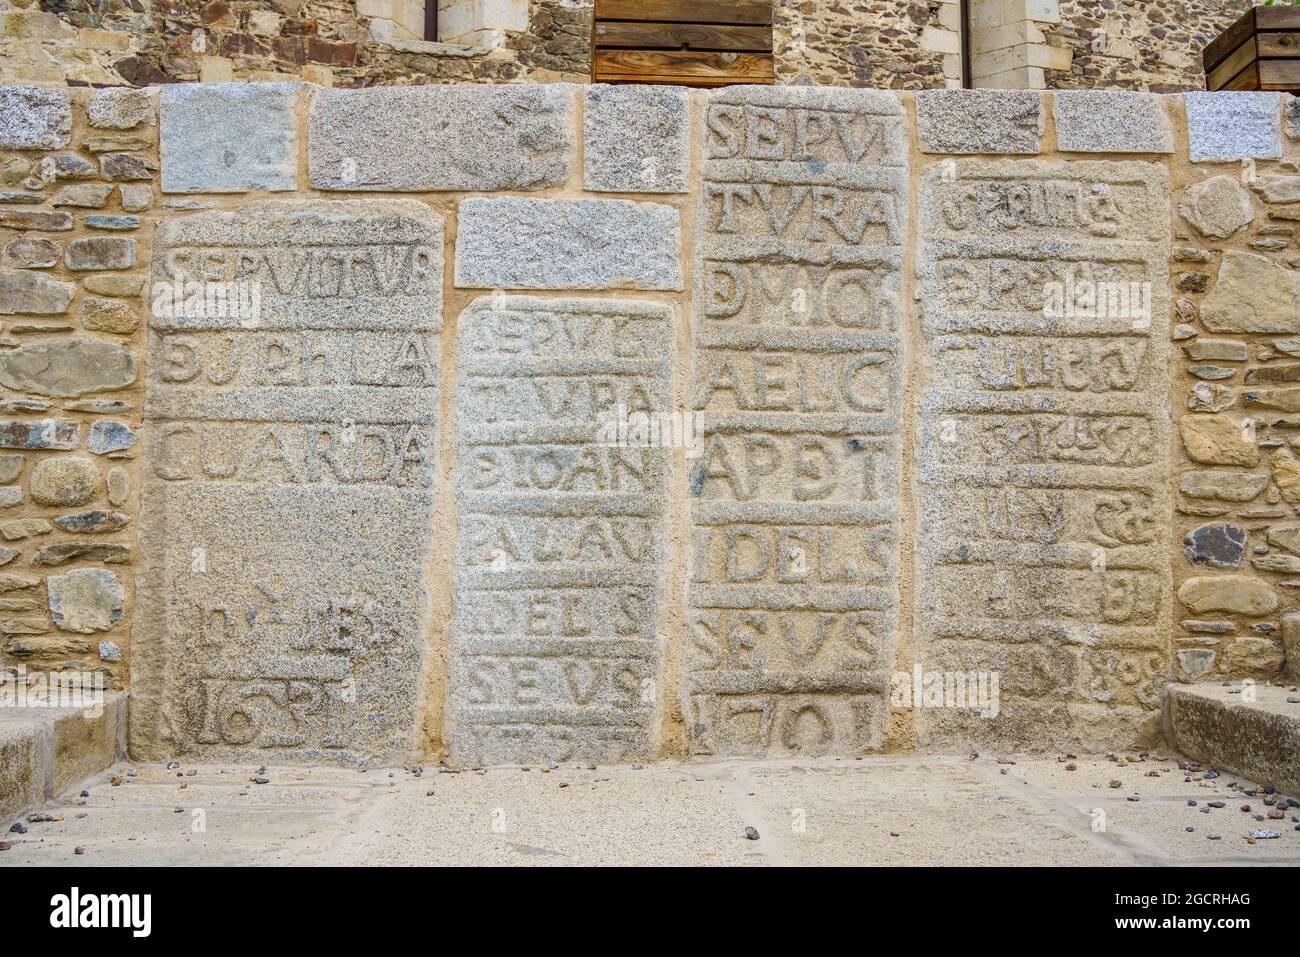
[0,692,125,823]
[1165,683,1300,797]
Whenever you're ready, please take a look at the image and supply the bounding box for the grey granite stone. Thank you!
[451,295,672,765]
[118,184,152,213]
[2,238,59,268]
[309,84,574,192]
[160,83,299,193]
[30,455,100,507]
[1178,175,1255,239]
[87,88,154,130]
[131,198,444,767]
[47,568,124,633]
[0,419,79,450]
[65,237,135,271]
[87,420,135,454]
[99,153,157,182]
[584,84,689,193]
[0,268,74,314]
[0,86,71,149]
[0,338,137,397]
[1053,90,1173,153]
[51,183,113,209]
[916,89,1043,154]
[454,197,682,291]
[1185,92,1283,162]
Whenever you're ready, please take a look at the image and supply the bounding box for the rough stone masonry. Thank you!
[0,81,1296,767]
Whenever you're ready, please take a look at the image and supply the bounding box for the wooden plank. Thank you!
[1222,61,1260,91]
[1257,7,1300,31]
[594,0,772,26]
[1203,7,1255,74]
[1208,35,1257,90]
[1260,57,1300,90]
[595,49,774,80]
[596,73,772,88]
[1257,31,1300,58]
[594,20,772,51]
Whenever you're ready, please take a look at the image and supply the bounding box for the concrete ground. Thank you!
[1,754,1298,866]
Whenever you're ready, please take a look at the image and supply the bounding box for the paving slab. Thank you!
[3,755,1295,866]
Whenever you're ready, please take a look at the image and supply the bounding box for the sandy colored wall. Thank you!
[0,82,1296,767]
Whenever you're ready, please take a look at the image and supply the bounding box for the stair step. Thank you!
[1166,683,1300,797]
[0,692,126,823]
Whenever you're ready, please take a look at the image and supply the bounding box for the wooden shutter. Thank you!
[592,0,775,87]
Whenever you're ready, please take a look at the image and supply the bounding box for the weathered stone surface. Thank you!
[84,215,140,231]
[33,542,129,566]
[0,338,137,398]
[118,184,152,213]
[310,84,574,192]
[691,86,907,756]
[1053,91,1173,153]
[160,83,299,194]
[1178,176,1254,239]
[51,154,97,180]
[80,298,139,335]
[87,420,135,455]
[0,719,47,823]
[584,84,689,193]
[0,419,77,450]
[82,274,144,297]
[2,237,58,268]
[1179,470,1267,502]
[1179,414,1259,466]
[47,568,124,633]
[1183,339,1248,362]
[917,157,1170,751]
[53,510,129,533]
[1178,576,1278,616]
[916,89,1043,154]
[0,210,73,232]
[0,85,71,149]
[0,487,22,508]
[455,197,682,291]
[51,183,113,209]
[99,153,157,182]
[1200,252,1300,334]
[30,455,100,507]
[1253,174,1300,205]
[1,518,51,540]
[131,198,443,767]
[1274,450,1300,503]
[1178,649,1217,680]
[106,466,127,506]
[64,237,135,271]
[0,454,23,484]
[1183,523,1247,568]
[1185,92,1283,162]
[0,268,74,314]
[451,296,671,765]
[87,88,154,130]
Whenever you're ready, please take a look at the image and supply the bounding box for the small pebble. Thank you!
[1207,833,1221,841]
[74,846,84,856]
[744,826,759,841]
[8,823,25,834]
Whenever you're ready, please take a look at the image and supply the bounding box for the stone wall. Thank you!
[0,0,590,87]
[775,0,962,89]
[1045,0,1242,93]
[0,0,1267,93]
[0,81,1296,767]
